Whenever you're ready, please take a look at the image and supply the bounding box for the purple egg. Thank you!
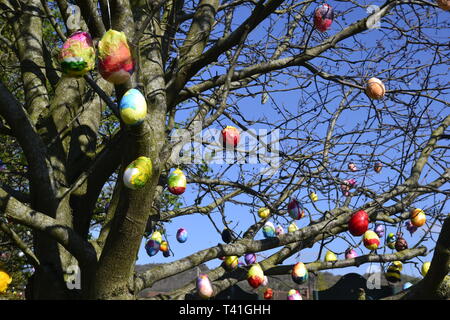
[375,224,385,238]
[145,239,160,257]
[245,253,257,265]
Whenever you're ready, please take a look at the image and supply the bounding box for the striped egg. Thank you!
[247,264,265,289]
[363,230,380,250]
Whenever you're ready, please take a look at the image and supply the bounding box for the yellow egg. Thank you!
[325,250,337,262]
[258,207,270,219]
[309,192,318,202]
[288,222,298,233]
[0,270,12,293]
[421,262,431,277]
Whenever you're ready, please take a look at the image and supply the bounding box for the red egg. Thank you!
[314,4,334,32]
[264,288,273,300]
[221,126,240,148]
[348,210,369,236]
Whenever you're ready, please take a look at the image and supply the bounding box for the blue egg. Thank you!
[145,239,160,257]
[176,228,188,243]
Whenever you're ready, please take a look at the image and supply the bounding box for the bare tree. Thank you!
[0,0,448,300]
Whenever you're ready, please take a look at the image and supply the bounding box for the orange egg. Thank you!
[366,77,386,100]
[437,0,450,10]
[410,208,426,227]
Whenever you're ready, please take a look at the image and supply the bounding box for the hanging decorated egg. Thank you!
[288,222,298,233]
[410,208,426,227]
[374,162,383,173]
[405,221,418,236]
[123,156,152,190]
[264,288,273,300]
[437,0,450,10]
[263,221,276,238]
[221,229,233,244]
[348,162,357,172]
[366,77,386,100]
[287,289,302,300]
[385,261,402,283]
[220,126,240,148]
[262,276,269,287]
[258,207,270,219]
[421,262,431,277]
[98,29,134,84]
[309,192,318,202]
[197,274,213,299]
[245,253,257,265]
[160,240,169,253]
[163,250,170,258]
[238,259,245,267]
[168,168,187,195]
[291,262,309,284]
[386,233,397,249]
[119,88,147,125]
[395,236,408,252]
[348,210,369,236]
[403,282,413,290]
[275,225,285,235]
[0,270,12,293]
[288,199,305,220]
[59,31,95,76]
[325,250,337,262]
[247,264,265,289]
[313,3,334,32]
[176,228,188,243]
[341,179,357,196]
[374,224,385,238]
[363,230,380,250]
[150,231,163,243]
[145,239,160,257]
[224,256,239,271]
[345,248,358,259]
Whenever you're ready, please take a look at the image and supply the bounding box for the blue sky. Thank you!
[130,0,449,282]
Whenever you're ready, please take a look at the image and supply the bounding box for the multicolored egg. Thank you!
[348,210,369,236]
[421,262,431,277]
[348,162,357,172]
[168,168,187,195]
[275,225,285,236]
[410,208,426,227]
[313,3,334,32]
[287,289,302,300]
[245,253,256,265]
[197,274,213,299]
[247,264,265,289]
[98,29,134,84]
[145,239,160,257]
[221,229,233,244]
[405,221,418,236]
[325,250,337,262]
[374,224,385,238]
[123,156,152,190]
[224,256,239,271]
[385,261,402,283]
[363,230,380,250]
[262,221,276,238]
[386,233,397,249]
[345,248,358,259]
[262,276,269,287]
[395,236,408,252]
[366,77,386,100]
[264,288,273,300]
[437,0,450,10]
[176,228,188,243]
[258,207,270,219]
[160,240,169,252]
[374,162,383,173]
[221,126,240,148]
[59,31,95,76]
[0,270,12,293]
[288,222,298,233]
[291,262,308,284]
[309,192,318,202]
[288,199,304,220]
[119,89,147,125]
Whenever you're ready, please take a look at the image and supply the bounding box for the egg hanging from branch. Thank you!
[245,253,256,265]
[348,210,369,236]
[363,230,380,250]
[119,89,147,125]
[0,269,12,293]
[59,31,95,76]
[385,261,402,283]
[291,262,309,285]
[221,229,233,244]
[150,231,163,243]
[168,168,187,195]
[366,77,386,100]
[98,29,134,84]
[288,199,305,220]
[224,256,239,271]
[309,192,318,202]
[345,248,358,259]
[123,156,152,190]
[258,207,270,219]
[262,221,276,238]
[287,289,302,300]
[314,3,334,32]
[145,239,160,257]
[421,262,431,277]
[386,233,397,249]
[374,162,383,173]
[348,162,357,172]
[410,208,426,227]
[247,264,265,289]
[374,224,385,238]
[197,274,213,299]
[288,222,298,233]
[395,236,408,252]
[220,126,240,148]
[275,225,285,235]
[264,288,273,300]
[176,228,188,243]
[324,250,337,262]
